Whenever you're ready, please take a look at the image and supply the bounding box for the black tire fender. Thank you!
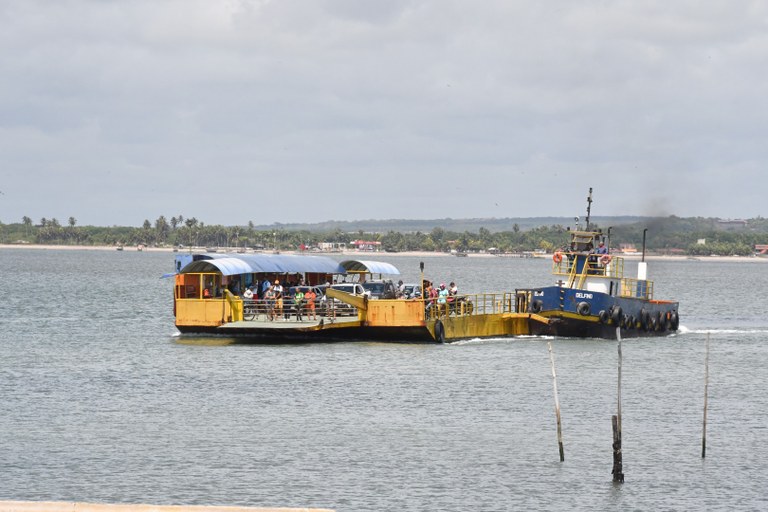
[610,306,622,325]
[577,301,591,316]
[640,309,651,331]
[670,311,679,330]
[530,300,543,314]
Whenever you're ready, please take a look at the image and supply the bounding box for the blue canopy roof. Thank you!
[179,253,346,276]
[340,259,400,275]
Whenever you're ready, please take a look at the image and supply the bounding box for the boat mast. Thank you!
[585,187,593,231]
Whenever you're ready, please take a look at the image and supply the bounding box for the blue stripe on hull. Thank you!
[523,286,679,339]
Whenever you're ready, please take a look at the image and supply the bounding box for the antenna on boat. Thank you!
[585,187,593,231]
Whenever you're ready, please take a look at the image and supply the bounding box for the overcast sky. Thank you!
[1,1,766,227]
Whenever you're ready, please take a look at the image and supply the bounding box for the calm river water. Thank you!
[1,249,766,511]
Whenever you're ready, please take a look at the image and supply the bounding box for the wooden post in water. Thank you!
[612,415,623,483]
[702,332,710,458]
[547,341,565,462]
[612,326,624,482]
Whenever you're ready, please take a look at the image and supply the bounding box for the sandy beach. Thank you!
[2,243,765,263]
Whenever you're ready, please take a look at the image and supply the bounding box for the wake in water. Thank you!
[678,325,768,335]
[449,335,554,345]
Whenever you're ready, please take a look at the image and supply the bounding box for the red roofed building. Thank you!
[352,240,381,252]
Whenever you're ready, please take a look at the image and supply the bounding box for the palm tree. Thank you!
[68,217,77,228]
[22,216,32,238]
[155,216,169,244]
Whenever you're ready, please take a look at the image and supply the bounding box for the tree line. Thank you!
[1,214,767,256]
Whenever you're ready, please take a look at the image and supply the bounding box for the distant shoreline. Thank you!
[2,243,766,263]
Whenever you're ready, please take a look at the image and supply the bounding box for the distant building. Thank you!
[619,244,638,254]
[717,219,748,230]
[351,240,381,252]
[319,242,346,252]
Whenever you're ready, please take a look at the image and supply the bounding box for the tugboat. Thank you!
[515,189,679,339]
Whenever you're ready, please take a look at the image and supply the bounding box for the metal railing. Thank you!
[619,278,654,300]
[423,292,515,320]
[238,297,359,321]
[552,254,626,286]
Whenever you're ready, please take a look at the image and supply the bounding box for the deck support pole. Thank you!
[547,341,565,462]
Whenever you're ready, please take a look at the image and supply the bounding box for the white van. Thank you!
[330,283,368,297]
[328,283,368,315]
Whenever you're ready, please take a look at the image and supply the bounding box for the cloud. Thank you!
[1,1,766,226]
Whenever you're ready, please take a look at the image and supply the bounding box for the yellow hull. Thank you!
[175,287,548,342]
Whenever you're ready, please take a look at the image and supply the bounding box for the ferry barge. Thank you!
[170,252,548,343]
[515,190,679,339]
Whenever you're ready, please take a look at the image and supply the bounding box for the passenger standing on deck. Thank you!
[264,286,276,321]
[294,288,305,321]
[438,283,449,317]
[447,281,458,315]
[424,281,436,319]
[595,241,608,254]
[305,287,317,320]
[273,280,284,318]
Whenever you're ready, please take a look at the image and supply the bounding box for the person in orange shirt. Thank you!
[304,288,317,320]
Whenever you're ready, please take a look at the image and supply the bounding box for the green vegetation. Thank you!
[1,215,767,256]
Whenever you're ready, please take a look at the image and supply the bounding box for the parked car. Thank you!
[327,283,367,316]
[401,283,423,299]
[361,280,397,299]
[330,283,367,297]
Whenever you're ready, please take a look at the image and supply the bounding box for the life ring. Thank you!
[600,254,612,265]
[577,301,591,316]
[553,251,563,264]
[434,320,446,343]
